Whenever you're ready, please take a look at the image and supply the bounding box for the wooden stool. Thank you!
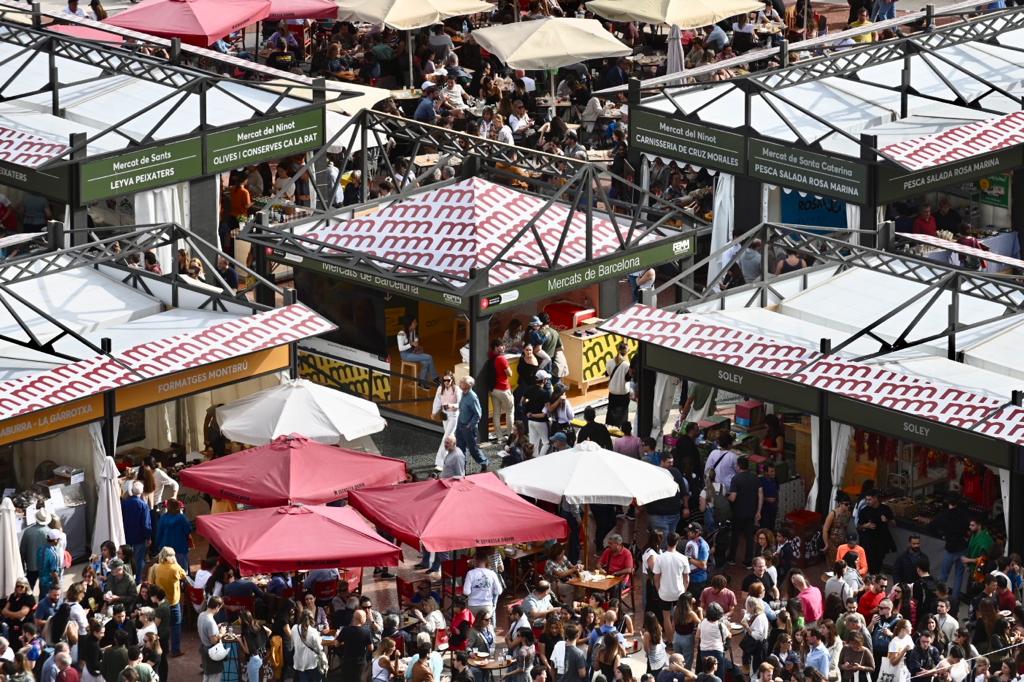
[398,360,420,400]
[451,314,470,353]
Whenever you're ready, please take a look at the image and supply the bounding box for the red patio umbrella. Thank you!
[347,473,568,553]
[267,0,338,20]
[49,25,125,43]
[178,434,407,506]
[196,504,401,575]
[104,0,271,47]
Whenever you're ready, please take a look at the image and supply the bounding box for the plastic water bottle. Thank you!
[575,5,585,18]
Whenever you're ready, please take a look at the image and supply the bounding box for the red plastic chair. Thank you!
[396,577,416,610]
[340,568,363,595]
[435,627,450,652]
[312,579,339,606]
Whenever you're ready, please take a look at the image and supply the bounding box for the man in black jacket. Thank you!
[927,493,972,607]
[906,631,942,682]
[577,406,612,450]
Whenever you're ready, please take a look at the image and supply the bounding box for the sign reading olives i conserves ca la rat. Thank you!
[206,109,324,174]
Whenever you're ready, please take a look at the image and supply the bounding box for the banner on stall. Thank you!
[780,191,848,229]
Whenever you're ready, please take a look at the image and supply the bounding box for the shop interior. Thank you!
[293,270,640,427]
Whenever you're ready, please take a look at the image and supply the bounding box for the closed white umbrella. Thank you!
[92,456,126,557]
[0,498,20,596]
[667,24,685,74]
[471,17,631,71]
[216,378,386,446]
[585,0,763,29]
[498,440,678,505]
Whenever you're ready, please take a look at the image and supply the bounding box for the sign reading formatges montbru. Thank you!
[206,109,324,174]
[79,138,203,203]
[630,109,746,173]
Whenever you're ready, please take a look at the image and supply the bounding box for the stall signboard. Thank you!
[749,140,867,202]
[780,191,847,229]
[0,395,104,447]
[827,394,1013,468]
[481,235,694,313]
[79,137,204,204]
[206,109,325,174]
[0,161,70,201]
[877,148,1024,204]
[975,174,1010,208]
[646,344,820,414]
[115,346,290,411]
[275,251,467,309]
[630,109,746,173]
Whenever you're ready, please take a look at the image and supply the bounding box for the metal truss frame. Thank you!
[655,223,1024,362]
[242,108,711,298]
[632,4,1024,165]
[0,222,281,366]
[0,14,337,168]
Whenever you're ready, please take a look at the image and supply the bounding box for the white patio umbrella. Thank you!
[215,378,386,446]
[499,440,678,566]
[92,456,126,557]
[498,440,677,505]
[0,498,20,597]
[336,0,494,86]
[585,0,763,29]
[471,18,631,115]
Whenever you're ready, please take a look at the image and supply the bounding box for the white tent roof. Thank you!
[961,319,1024,382]
[712,307,884,359]
[50,308,239,358]
[776,267,1022,356]
[879,354,1022,404]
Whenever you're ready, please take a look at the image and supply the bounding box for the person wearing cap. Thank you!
[523,369,552,457]
[525,316,552,372]
[105,558,139,613]
[834,532,868,577]
[548,431,570,452]
[685,523,711,597]
[37,529,64,596]
[414,83,439,124]
[19,508,51,590]
[122,481,152,584]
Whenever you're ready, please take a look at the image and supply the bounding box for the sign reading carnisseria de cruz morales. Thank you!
[629,109,745,173]
[206,109,324,174]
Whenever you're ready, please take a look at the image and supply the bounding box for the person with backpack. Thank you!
[699,470,731,536]
[605,342,632,428]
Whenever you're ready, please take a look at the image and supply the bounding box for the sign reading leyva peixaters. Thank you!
[79,138,203,203]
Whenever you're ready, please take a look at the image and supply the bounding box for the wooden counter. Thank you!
[558,322,637,396]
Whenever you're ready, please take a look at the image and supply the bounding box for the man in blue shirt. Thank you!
[455,376,488,471]
[704,24,729,53]
[121,481,151,584]
[413,84,439,124]
[805,628,831,677]
[685,522,711,597]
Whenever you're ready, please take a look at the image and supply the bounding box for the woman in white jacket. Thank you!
[291,611,325,682]
[432,371,462,469]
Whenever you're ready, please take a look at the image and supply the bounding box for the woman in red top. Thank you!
[912,205,938,236]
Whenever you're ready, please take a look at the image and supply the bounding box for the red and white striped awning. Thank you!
[601,305,1024,445]
[0,303,334,421]
[0,125,70,168]
[304,177,656,288]
[880,110,1024,172]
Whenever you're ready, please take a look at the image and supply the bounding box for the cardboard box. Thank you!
[735,400,765,427]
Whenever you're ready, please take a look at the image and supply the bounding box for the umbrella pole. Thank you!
[549,71,556,119]
[583,503,592,571]
[407,31,415,89]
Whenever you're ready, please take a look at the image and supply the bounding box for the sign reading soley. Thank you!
[207,109,324,174]
[79,137,203,203]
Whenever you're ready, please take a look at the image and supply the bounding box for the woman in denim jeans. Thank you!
[672,592,701,669]
[240,609,270,682]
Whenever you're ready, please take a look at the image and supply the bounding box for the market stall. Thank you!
[626,7,1024,265]
[247,171,699,432]
[0,225,334,561]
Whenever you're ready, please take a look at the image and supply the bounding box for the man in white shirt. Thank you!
[463,554,503,618]
[428,25,455,61]
[440,75,472,110]
[514,69,537,92]
[62,0,90,17]
[522,581,558,627]
[508,100,534,139]
[653,532,690,636]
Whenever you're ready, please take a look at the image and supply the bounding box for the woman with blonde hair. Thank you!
[149,545,186,658]
[371,637,399,682]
